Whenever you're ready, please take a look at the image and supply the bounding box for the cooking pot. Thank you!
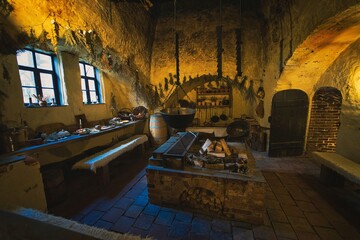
[220,113,228,121]
[160,107,195,129]
[211,115,220,123]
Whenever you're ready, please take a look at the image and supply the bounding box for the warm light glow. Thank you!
[353,66,360,100]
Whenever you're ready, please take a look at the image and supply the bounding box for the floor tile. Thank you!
[133,213,155,230]
[295,231,320,240]
[101,207,125,223]
[304,212,332,228]
[191,217,212,235]
[114,197,134,209]
[111,216,135,233]
[133,196,148,207]
[143,203,161,216]
[211,219,232,233]
[314,226,343,240]
[265,199,282,210]
[272,222,297,239]
[281,205,304,218]
[210,230,232,240]
[147,224,170,240]
[169,221,191,238]
[232,227,254,240]
[288,216,314,233]
[175,211,193,223]
[124,204,144,219]
[155,210,175,226]
[267,209,288,223]
[125,188,144,199]
[128,227,149,238]
[94,219,113,230]
[81,210,104,226]
[253,225,277,240]
[296,201,318,212]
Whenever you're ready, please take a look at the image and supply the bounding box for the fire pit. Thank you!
[146,132,266,224]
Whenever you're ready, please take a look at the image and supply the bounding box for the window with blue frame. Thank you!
[79,61,102,104]
[16,49,61,106]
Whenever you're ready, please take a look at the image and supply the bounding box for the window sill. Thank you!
[25,104,65,108]
[83,103,105,106]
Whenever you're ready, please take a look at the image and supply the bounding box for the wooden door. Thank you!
[269,90,309,157]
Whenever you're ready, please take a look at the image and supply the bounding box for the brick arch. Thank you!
[306,87,342,153]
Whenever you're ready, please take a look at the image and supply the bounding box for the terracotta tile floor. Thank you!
[51,150,360,239]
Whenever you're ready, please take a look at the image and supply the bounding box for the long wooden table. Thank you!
[0,120,146,166]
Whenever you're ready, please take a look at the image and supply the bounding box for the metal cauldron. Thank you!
[160,107,195,129]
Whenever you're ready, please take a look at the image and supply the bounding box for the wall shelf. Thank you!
[195,86,232,126]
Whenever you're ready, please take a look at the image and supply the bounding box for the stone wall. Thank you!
[150,0,359,120]
[0,0,154,132]
[146,166,266,224]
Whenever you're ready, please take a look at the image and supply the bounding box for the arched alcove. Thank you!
[306,87,342,153]
[269,89,309,157]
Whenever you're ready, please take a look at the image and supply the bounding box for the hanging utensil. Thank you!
[211,106,220,123]
[220,106,228,121]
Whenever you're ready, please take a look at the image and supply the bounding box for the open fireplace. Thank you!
[146,132,266,224]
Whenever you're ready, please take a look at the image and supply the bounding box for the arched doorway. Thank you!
[269,90,309,157]
[306,87,342,153]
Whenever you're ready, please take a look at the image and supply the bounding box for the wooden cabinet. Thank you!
[194,86,232,126]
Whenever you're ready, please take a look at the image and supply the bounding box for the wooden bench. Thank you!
[312,151,360,187]
[72,134,148,185]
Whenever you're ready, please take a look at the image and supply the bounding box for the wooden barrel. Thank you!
[149,113,168,146]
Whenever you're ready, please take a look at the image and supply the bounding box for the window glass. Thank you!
[42,89,55,102]
[40,73,54,88]
[82,91,87,103]
[22,88,37,103]
[85,64,95,77]
[81,78,86,90]
[19,70,36,87]
[90,92,97,103]
[79,63,85,76]
[16,50,34,67]
[35,53,52,70]
[79,61,102,104]
[88,80,96,90]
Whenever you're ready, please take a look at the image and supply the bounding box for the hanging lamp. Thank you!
[160,0,195,130]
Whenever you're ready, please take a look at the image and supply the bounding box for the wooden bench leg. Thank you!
[97,165,110,185]
[320,165,344,187]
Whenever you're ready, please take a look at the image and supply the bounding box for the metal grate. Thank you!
[164,132,198,157]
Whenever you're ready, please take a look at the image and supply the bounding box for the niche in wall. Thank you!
[306,87,342,153]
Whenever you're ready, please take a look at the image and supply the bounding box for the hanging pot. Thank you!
[211,114,220,123]
[219,107,228,121]
[220,113,228,121]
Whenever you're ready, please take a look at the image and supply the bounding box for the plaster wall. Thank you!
[316,40,360,162]
[0,160,47,211]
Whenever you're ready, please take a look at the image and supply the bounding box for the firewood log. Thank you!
[220,139,231,156]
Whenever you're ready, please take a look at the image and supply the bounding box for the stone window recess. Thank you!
[16,48,62,106]
[79,61,102,104]
[306,87,342,153]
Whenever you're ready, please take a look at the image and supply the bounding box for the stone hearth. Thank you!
[146,142,266,224]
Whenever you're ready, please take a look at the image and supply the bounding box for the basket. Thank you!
[132,106,148,119]
[118,108,133,120]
